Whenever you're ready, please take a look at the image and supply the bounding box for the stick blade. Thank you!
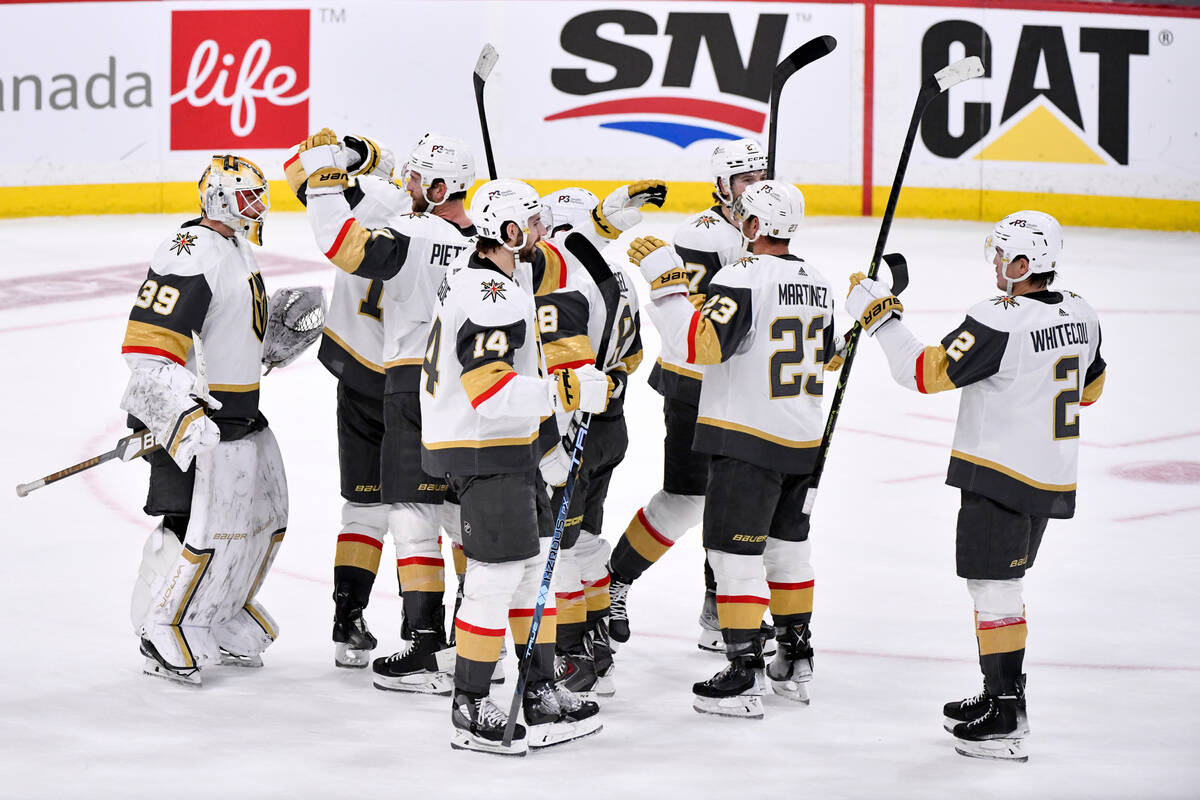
[474,43,499,83]
[774,34,838,84]
[934,55,984,92]
[882,252,909,296]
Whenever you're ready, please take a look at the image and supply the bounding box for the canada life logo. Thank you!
[169,9,310,150]
[546,10,787,148]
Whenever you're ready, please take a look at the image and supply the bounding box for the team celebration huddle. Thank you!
[107,117,1104,762]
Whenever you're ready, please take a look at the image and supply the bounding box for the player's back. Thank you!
[694,253,833,475]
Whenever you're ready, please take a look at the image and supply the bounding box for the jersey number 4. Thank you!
[769,315,826,398]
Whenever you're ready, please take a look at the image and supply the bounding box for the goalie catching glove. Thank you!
[120,358,222,471]
[627,236,690,300]
[845,272,903,336]
[549,364,613,414]
[262,286,327,373]
[591,180,668,240]
[297,127,349,196]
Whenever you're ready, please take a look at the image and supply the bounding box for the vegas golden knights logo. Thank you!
[248,272,268,341]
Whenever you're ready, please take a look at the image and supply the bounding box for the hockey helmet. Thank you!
[732,180,804,241]
[710,138,768,205]
[985,210,1062,292]
[470,179,550,252]
[541,187,599,234]
[198,155,269,246]
[402,133,475,207]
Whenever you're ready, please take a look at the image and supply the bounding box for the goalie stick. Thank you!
[766,35,838,180]
[804,56,985,514]
[473,43,500,181]
[502,231,621,748]
[16,329,214,498]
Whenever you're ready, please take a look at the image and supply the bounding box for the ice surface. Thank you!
[1,212,1198,798]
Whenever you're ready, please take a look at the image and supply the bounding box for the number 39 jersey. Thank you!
[121,219,266,421]
[649,253,834,475]
[896,289,1105,518]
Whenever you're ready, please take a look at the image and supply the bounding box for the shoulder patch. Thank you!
[694,214,721,229]
[170,231,198,256]
[991,295,1020,309]
[733,255,758,268]
[480,278,508,303]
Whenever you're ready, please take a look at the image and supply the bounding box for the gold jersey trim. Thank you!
[696,416,821,449]
[950,450,1077,492]
[323,327,385,373]
[655,357,702,380]
[422,430,540,450]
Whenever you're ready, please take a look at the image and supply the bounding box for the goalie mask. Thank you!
[985,210,1062,294]
[732,181,804,245]
[470,179,550,253]
[711,138,768,206]
[402,133,475,208]
[198,155,269,246]
[542,187,600,235]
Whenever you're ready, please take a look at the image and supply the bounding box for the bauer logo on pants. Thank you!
[169,9,310,150]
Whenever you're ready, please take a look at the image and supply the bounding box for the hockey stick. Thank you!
[502,231,619,748]
[766,35,838,180]
[16,330,215,498]
[804,56,984,514]
[473,43,500,181]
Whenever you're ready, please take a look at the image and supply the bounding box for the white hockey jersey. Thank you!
[647,253,834,474]
[121,220,267,421]
[650,205,745,404]
[878,289,1106,518]
[420,254,556,476]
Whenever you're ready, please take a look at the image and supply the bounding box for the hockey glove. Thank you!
[343,134,397,180]
[298,127,349,196]
[120,358,221,471]
[550,364,613,414]
[824,333,848,371]
[845,272,903,336]
[627,236,689,300]
[540,442,573,488]
[592,180,668,239]
[262,286,327,373]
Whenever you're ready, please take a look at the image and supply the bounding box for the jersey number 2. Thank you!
[1053,355,1080,440]
[769,315,825,398]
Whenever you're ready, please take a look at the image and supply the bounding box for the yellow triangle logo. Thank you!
[974,105,1106,165]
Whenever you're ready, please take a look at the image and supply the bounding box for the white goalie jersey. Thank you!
[647,252,834,474]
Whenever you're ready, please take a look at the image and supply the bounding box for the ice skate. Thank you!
[332,604,377,669]
[693,642,766,719]
[219,648,263,668]
[372,630,453,695]
[952,694,1030,762]
[588,620,616,698]
[944,675,1025,733]
[766,623,813,703]
[554,651,599,700]
[607,573,632,644]
[523,680,602,749]
[140,638,201,687]
[697,590,724,652]
[450,690,527,756]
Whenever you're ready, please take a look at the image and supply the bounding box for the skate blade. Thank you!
[335,644,373,669]
[527,719,603,749]
[594,674,616,698]
[373,671,454,695]
[692,694,764,719]
[450,730,528,757]
[143,659,202,687]
[697,630,724,653]
[769,678,810,704]
[954,736,1028,762]
[219,652,263,668]
[434,646,457,674]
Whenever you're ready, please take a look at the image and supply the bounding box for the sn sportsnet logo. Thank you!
[546,10,787,148]
[169,9,310,150]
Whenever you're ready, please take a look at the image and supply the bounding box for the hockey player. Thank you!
[422,179,610,754]
[292,129,478,693]
[608,138,769,652]
[124,155,289,686]
[536,185,655,697]
[285,132,407,668]
[845,211,1105,761]
[628,181,829,718]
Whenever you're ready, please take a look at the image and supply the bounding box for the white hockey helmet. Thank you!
[732,180,804,241]
[470,179,549,252]
[711,138,768,205]
[402,133,475,206]
[198,155,269,245]
[985,210,1063,291]
[542,187,599,234]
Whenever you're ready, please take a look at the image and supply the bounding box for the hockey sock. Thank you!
[584,574,611,625]
[610,507,673,582]
[555,590,587,654]
[976,612,1027,696]
[710,550,769,648]
[451,542,467,580]
[510,608,558,683]
[334,533,383,611]
[454,617,505,696]
[397,550,446,631]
